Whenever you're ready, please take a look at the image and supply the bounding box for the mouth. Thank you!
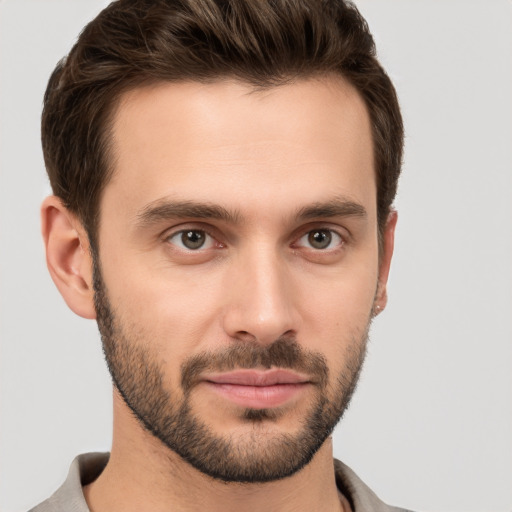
[202,369,313,409]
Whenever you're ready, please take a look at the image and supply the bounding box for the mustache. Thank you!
[180,336,329,392]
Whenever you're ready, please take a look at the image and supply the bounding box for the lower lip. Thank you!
[204,382,310,409]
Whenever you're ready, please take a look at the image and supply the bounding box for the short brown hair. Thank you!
[42,0,403,250]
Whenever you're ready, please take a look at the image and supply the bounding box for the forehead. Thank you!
[104,77,375,223]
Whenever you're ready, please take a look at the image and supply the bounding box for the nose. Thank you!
[221,246,299,345]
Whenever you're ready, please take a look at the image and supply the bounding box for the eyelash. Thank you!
[294,229,344,251]
[166,228,221,251]
[164,226,346,253]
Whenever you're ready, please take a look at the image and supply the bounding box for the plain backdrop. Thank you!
[1,1,511,511]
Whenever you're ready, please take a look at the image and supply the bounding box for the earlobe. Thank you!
[41,196,96,319]
[373,210,398,316]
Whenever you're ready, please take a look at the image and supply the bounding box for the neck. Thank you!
[84,390,347,512]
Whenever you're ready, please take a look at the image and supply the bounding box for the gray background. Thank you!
[1,1,511,511]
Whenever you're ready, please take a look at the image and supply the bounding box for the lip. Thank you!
[205,369,310,386]
[203,369,312,409]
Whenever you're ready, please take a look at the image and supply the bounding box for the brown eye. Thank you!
[168,229,215,250]
[181,230,206,249]
[307,230,332,249]
[297,229,343,250]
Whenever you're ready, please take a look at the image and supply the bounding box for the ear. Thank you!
[41,196,96,319]
[373,210,398,316]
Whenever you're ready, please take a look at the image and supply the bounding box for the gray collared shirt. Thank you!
[29,453,413,512]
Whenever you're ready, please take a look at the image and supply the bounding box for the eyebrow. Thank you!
[295,197,367,221]
[136,199,242,228]
[135,196,367,229]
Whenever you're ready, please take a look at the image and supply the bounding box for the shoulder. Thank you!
[28,453,109,512]
[334,459,415,512]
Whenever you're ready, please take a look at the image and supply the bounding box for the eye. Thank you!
[297,229,343,250]
[167,229,215,251]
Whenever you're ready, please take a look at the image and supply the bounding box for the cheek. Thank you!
[103,257,226,355]
[296,263,378,353]
[305,249,378,306]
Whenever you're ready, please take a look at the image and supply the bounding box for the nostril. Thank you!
[234,331,257,343]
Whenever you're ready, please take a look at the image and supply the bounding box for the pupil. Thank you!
[309,230,331,249]
[182,230,205,249]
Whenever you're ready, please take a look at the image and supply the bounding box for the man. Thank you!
[31,1,407,511]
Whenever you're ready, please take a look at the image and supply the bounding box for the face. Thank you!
[94,77,384,482]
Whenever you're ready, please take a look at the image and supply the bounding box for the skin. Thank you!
[42,76,396,512]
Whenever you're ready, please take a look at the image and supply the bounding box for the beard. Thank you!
[93,262,369,483]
